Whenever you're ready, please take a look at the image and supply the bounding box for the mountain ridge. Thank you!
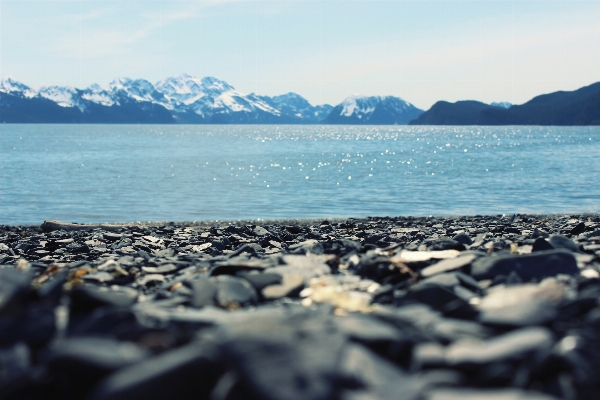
[0,75,335,124]
[2,75,599,125]
[410,82,600,125]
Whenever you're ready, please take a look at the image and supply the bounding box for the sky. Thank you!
[1,0,600,110]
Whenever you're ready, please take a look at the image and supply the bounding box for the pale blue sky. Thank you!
[1,0,600,109]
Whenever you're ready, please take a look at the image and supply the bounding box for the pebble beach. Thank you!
[2,213,600,399]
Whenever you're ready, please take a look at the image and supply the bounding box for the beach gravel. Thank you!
[1,213,600,399]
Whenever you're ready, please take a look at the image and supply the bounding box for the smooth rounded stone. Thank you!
[89,342,224,400]
[70,285,138,312]
[423,388,558,400]
[262,274,304,300]
[476,280,566,326]
[421,254,478,278]
[531,237,555,252]
[213,275,258,308]
[445,326,554,368]
[471,249,578,281]
[548,235,581,253]
[452,233,473,246]
[190,279,218,308]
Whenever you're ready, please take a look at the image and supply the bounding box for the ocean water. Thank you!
[1,124,599,225]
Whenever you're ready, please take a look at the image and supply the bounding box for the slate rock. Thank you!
[0,268,33,316]
[190,279,218,308]
[424,388,558,400]
[471,249,578,281]
[548,235,581,253]
[141,264,180,274]
[253,226,270,236]
[531,237,554,252]
[43,337,150,398]
[0,342,31,395]
[70,285,138,313]
[339,343,426,400]
[262,274,304,300]
[239,272,283,292]
[428,239,465,251]
[214,305,346,400]
[213,275,258,308]
[445,327,553,368]
[420,254,477,277]
[570,222,587,235]
[0,304,56,347]
[89,342,223,400]
[408,284,478,319]
[477,280,566,327]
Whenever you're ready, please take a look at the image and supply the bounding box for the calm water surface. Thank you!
[1,124,599,225]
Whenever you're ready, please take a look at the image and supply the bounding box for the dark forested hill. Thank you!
[410,82,600,125]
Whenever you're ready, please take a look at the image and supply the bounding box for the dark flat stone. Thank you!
[471,249,578,281]
[89,342,223,400]
[531,237,554,252]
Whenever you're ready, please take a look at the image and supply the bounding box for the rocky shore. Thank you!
[2,214,600,399]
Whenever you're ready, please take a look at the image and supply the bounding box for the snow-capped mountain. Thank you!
[152,75,284,122]
[0,74,334,124]
[38,85,87,111]
[258,92,333,122]
[1,75,424,124]
[490,101,512,109]
[323,95,423,125]
[109,78,167,105]
[0,77,35,97]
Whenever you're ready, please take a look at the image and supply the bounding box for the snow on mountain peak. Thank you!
[340,94,381,117]
[200,76,234,93]
[491,101,512,109]
[0,77,35,97]
[38,85,86,110]
[82,83,116,107]
[108,78,163,104]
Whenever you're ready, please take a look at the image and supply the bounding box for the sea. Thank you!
[1,124,599,225]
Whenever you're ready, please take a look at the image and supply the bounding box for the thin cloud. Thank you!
[49,1,230,59]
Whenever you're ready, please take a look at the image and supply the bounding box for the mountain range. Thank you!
[2,75,599,125]
[410,82,600,125]
[0,75,422,125]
